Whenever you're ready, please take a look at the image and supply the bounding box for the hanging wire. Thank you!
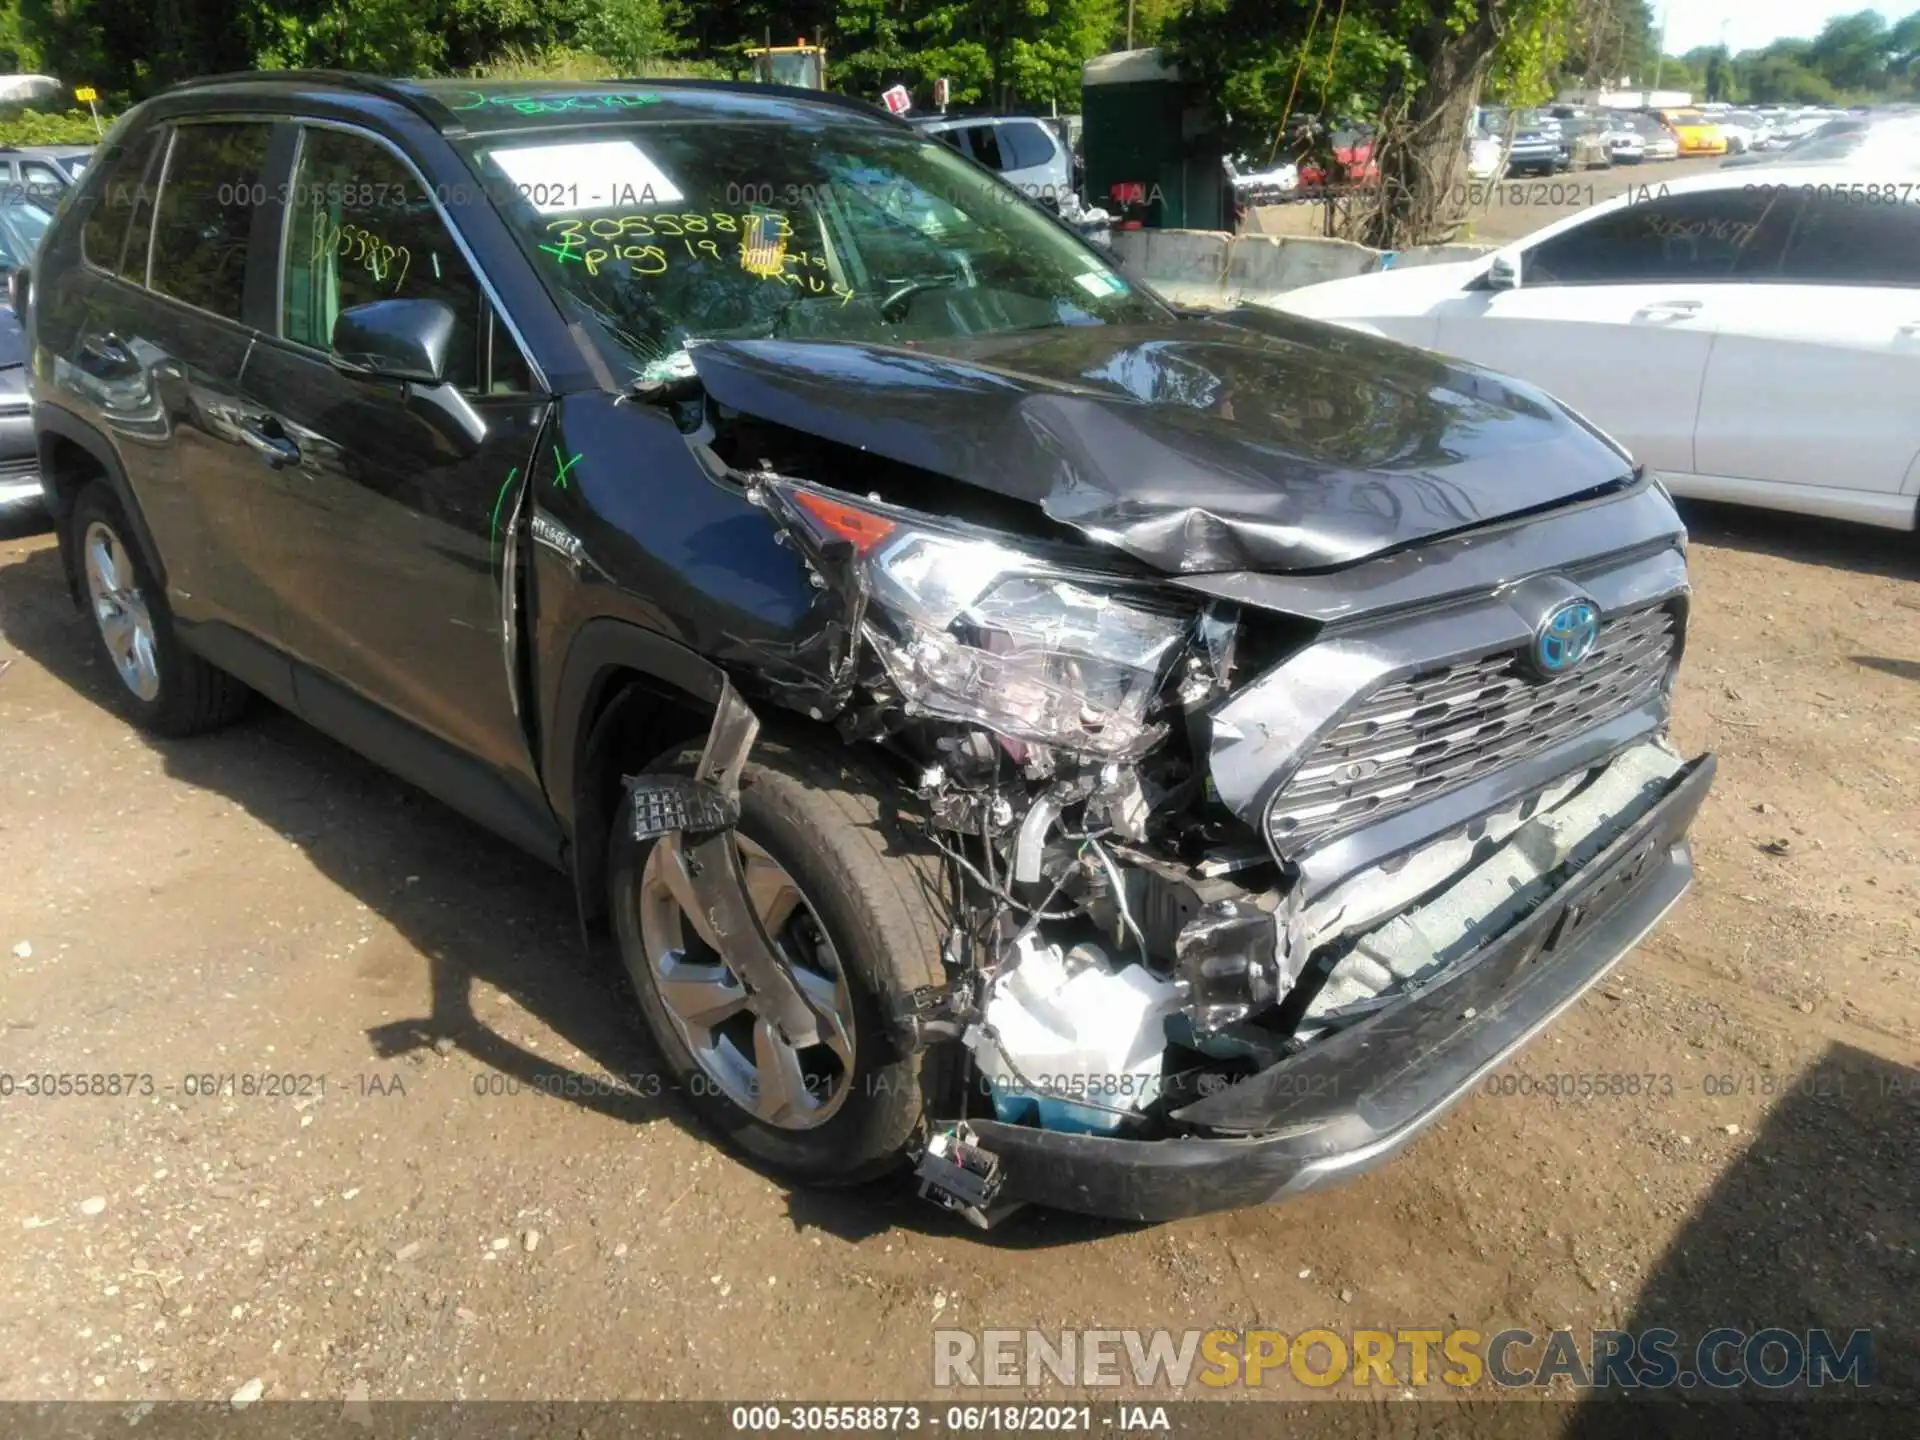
[1266,0,1327,168]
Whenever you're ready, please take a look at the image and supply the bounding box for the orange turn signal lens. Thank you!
[791,491,897,555]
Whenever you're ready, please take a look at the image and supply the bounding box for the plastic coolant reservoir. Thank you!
[973,936,1185,1136]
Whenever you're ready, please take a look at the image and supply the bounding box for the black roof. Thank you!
[152,71,906,136]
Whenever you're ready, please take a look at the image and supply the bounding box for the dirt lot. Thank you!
[0,484,1916,1417]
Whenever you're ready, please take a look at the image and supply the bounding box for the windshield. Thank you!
[460,121,1165,383]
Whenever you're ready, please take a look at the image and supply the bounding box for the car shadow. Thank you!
[1675,499,1920,582]
[1563,1041,1916,1426]
[1852,656,1920,683]
[0,538,1124,1247]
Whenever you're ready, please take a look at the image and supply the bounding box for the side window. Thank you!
[149,123,273,321]
[1772,195,1920,287]
[282,127,482,391]
[997,122,1057,172]
[962,125,1007,171]
[19,160,64,202]
[486,310,533,394]
[81,129,165,279]
[1523,190,1783,286]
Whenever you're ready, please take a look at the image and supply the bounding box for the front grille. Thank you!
[1266,603,1678,855]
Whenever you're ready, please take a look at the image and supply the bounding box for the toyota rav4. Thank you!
[22,73,1713,1224]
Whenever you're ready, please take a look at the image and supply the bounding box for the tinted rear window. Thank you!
[1772,194,1920,287]
[81,129,165,277]
[149,122,273,321]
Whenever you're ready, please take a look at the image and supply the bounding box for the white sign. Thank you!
[489,139,686,214]
[881,85,913,116]
[934,78,950,109]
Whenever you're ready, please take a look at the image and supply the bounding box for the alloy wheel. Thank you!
[635,831,857,1129]
[82,520,161,702]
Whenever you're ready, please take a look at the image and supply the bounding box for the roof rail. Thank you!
[156,70,449,126]
[610,76,905,125]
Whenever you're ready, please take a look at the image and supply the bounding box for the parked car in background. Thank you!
[1725,114,1920,170]
[1629,113,1680,161]
[0,193,52,518]
[1504,117,1564,176]
[1276,163,1920,532]
[1295,124,1378,189]
[1656,109,1726,156]
[26,72,1714,1225]
[1225,152,1299,205]
[1715,110,1766,153]
[918,113,1074,209]
[1467,130,1506,179]
[1604,118,1646,163]
[26,144,93,183]
[1548,109,1615,169]
[0,144,90,202]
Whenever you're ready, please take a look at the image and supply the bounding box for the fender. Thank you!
[34,401,162,604]
[545,615,728,927]
[545,615,731,830]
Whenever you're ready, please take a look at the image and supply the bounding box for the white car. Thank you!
[918,115,1075,209]
[1225,153,1300,203]
[1605,124,1645,163]
[1467,133,1506,179]
[1274,163,1920,531]
[1641,125,1680,161]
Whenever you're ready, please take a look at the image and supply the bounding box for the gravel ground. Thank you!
[0,491,1915,1416]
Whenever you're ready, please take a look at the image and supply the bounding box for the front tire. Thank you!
[609,736,955,1185]
[69,480,248,736]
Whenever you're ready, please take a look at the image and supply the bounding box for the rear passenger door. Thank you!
[72,120,286,654]
[1691,190,1920,502]
[235,122,554,849]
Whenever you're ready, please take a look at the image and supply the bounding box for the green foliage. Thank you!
[575,0,692,72]
[1164,0,1411,157]
[466,44,723,80]
[0,106,103,145]
[1486,0,1575,105]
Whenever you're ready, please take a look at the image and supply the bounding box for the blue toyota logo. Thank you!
[1533,600,1599,676]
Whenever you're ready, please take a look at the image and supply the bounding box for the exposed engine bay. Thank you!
[624,360,1703,1224]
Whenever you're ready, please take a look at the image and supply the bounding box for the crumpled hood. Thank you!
[686,307,1634,575]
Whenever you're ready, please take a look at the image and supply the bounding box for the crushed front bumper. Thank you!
[960,753,1714,1222]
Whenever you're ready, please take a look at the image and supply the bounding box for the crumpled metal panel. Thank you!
[684,313,1634,576]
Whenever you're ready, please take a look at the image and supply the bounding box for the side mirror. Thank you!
[330,298,455,386]
[1487,253,1521,290]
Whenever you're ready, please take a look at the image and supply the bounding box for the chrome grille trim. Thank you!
[1266,603,1677,855]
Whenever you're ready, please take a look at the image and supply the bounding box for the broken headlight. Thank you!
[777,486,1196,759]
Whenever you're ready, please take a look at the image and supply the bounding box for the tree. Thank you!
[1169,0,1579,250]
[1808,9,1890,92]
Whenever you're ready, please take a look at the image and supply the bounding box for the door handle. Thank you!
[239,419,301,469]
[1633,299,1703,322]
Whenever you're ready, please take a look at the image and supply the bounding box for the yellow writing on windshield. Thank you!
[311,211,411,292]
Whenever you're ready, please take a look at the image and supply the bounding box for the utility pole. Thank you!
[1127,0,1136,49]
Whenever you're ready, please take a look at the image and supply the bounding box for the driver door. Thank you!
[234,123,555,851]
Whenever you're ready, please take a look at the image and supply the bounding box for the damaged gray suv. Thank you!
[27,74,1712,1224]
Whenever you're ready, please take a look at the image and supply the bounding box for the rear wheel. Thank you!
[70,481,248,736]
[609,737,954,1184]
